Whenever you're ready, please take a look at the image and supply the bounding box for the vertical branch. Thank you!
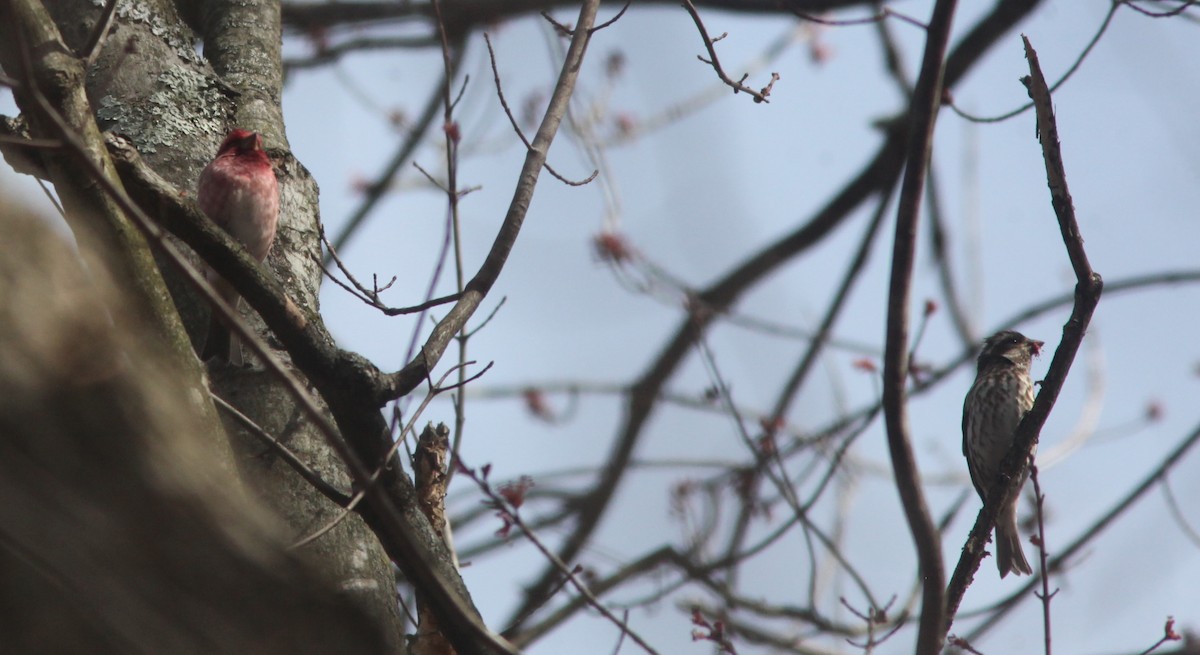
[428,0,472,488]
[1029,464,1056,655]
[414,423,456,655]
[880,1,958,654]
[945,35,1103,632]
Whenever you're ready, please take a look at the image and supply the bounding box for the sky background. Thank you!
[3,2,1199,653]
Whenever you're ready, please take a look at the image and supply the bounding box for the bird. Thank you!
[196,129,279,366]
[962,329,1044,578]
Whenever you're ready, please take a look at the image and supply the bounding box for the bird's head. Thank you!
[978,330,1044,370]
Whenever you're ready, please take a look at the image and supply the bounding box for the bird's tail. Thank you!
[995,504,1033,578]
[201,293,244,367]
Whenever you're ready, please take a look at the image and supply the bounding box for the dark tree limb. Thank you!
[880,1,958,654]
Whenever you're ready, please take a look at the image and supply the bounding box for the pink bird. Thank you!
[197,129,279,366]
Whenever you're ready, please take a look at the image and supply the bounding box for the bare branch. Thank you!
[945,35,1104,635]
[318,223,461,315]
[212,394,351,507]
[1029,464,1058,655]
[483,33,598,186]
[457,461,662,655]
[681,0,779,103]
[76,0,118,66]
[879,2,959,653]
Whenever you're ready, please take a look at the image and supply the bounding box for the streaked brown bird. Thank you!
[962,330,1043,578]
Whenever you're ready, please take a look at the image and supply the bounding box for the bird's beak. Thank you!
[240,132,261,151]
[1030,340,1045,357]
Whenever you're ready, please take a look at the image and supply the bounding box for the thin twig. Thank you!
[591,1,631,33]
[457,460,662,655]
[284,35,440,71]
[318,227,460,315]
[716,188,895,606]
[1160,475,1200,548]
[681,0,778,103]
[792,6,927,29]
[483,32,598,186]
[1121,0,1198,18]
[948,3,1119,123]
[212,393,350,507]
[1029,464,1057,655]
[77,0,119,66]
[693,331,880,608]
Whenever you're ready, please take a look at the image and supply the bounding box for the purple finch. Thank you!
[197,129,279,366]
[962,330,1043,578]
